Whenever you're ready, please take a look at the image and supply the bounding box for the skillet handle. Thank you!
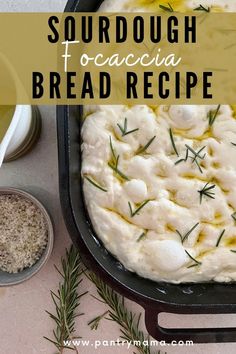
[144,307,236,343]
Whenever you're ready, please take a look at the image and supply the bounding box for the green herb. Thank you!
[169,128,179,156]
[117,118,139,137]
[159,3,174,12]
[128,200,151,217]
[136,136,156,155]
[188,145,206,164]
[176,223,199,244]
[187,145,206,173]
[175,148,189,165]
[231,142,236,147]
[216,229,226,247]
[194,4,210,12]
[88,311,109,330]
[137,232,147,242]
[46,247,166,354]
[187,263,200,268]
[44,246,87,353]
[108,136,130,181]
[231,212,236,223]
[175,144,206,173]
[185,250,202,268]
[87,272,160,354]
[231,250,236,253]
[208,104,221,126]
[198,182,216,204]
[108,162,130,181]
[84,176,107,192]
[109,136,117,166]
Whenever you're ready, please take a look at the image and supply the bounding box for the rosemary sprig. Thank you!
[175,144,206,173]
[117,118,139,137]
[186,144,206,174]
[128,200,151,217]
[44,246,87,353]
[185,250,202,268]
[231,212,236,223]
[231,142,236,147]
[137,232,147,242]
[231,250,236,253]
[108,136,130,181]
[136,136,156,155]
[216,229,226,247]
[198,182,216,204]
[159,3,174,12]
[87,272,160,354]
[88,311,109,330]
[208,105,221,127]
[84,176,107,192]
[169,128,179,156]
[194,4,210,12]
[176,223,199,244]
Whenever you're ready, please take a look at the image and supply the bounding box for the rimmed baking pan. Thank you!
[57,0,236,343]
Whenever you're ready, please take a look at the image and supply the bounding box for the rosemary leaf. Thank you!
[84,176,108,193]
[137,232,147,242]
[117,118,139,137]
[109,136,117,161]
[231,142,236,147]
[191,146,206,163]
[123,128,140,136]
[136,136,156,155]
[231,212,236,223]
[198,182,216,204]
[176,229,183,242]
[175,145,205,173]
[44,246,87,353]
[176,223,199,244]
[185,250,202,267]
[124,116,128,132]
[169,128,179,156]
[231,250,236,253]
[115,155,120,170]
[159,3,174,12]
[187,263,200,269]
[108,162,130,181]
[117,123,124,135]
[88,311,109,330]
[175,158,186,165]
[194,4,210,12]
[184,144,197,157]
[208,105,221,127]
[128,200,151,217]
[108,136,130,181]
[195,159,203,174]
[87,272,154,354]
[185,145,206,163]
[43,337,72,350]
[216,229,226,247]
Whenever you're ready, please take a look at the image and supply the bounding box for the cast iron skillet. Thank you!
[57,0,236,343]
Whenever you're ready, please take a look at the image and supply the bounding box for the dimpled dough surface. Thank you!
[81,0,236,283]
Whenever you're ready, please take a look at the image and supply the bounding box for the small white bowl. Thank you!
[5,105,32,157]
[0,187,54,287]
[4,105,41,162]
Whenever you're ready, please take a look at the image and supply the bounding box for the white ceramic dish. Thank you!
[5,105,32,157]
